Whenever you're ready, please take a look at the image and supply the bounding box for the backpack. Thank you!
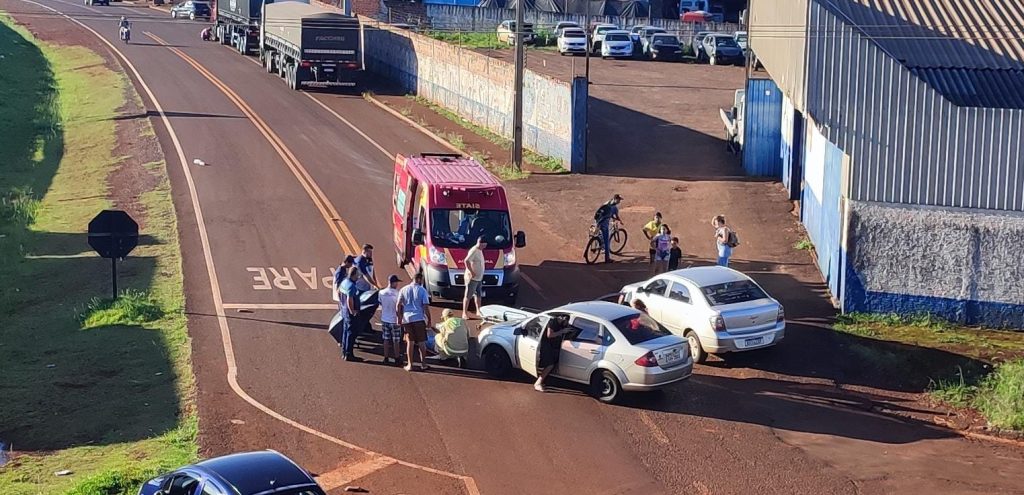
[726,230,739,248]
[594,204,612,222]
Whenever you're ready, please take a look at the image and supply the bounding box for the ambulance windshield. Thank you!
[430,209,512,249]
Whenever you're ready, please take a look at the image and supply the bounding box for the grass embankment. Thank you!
[835,312,1024,431]
[0,14,195,494]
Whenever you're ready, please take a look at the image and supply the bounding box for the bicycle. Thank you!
[583,220,628,264]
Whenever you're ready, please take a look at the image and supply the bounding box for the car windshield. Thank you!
[646,30,666,37]
[653,35,679,44]
[596,26,614,33]
[605,33,629,41]
[563,30,586,38]
[430,209,512,249]
[701,280,769,306]
[611,313,672,345]
[715,36,739,47]
[735,33,748,43]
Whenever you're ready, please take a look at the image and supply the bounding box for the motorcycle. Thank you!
[119,26,131,44]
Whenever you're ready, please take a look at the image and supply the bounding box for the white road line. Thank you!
[222,303,339,310]
[18,4,479,494]
[315,455,397,491]
[303,93,393,159]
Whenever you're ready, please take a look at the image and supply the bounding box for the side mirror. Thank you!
[514,231,527,248]
[513,326,524,336]
[412,229,424,246]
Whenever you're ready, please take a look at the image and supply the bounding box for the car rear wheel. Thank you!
[189,12,195,20]
[710,54,718,66]
[686,330,707,364]
[590,370,622,403]
[483,346,512,378]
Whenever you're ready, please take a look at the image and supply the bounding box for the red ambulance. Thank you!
[392,153,526,303]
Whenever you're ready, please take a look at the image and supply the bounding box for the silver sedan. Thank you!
[478,301,693,403]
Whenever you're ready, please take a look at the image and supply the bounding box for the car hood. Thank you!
[716,46,742,55]
[653,44,681,51]
[604,40,632,47]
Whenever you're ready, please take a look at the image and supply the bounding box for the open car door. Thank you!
[516,315,549,377]
[392,156,418,266]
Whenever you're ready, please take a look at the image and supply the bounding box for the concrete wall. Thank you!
[423,4,741,36]
[844,200,1024,328]
[360,20,573,165]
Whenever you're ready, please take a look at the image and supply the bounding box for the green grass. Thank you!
[0,14,195,494]
[793,238,814,251]
[931,359,1024,431]
[79,289,165,329]
[408,95,565,173]
[425,30,504,49]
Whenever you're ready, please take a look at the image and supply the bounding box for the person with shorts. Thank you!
[651,225,671,274]
[462,236,487,319]
[378,274,403,365]
[642,212,663,274]
[397,272,432,372]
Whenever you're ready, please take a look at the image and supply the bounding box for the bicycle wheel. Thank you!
[610,228,628,255]
[584,236,603,265]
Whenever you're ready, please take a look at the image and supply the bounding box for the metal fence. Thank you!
[387,4,741,37]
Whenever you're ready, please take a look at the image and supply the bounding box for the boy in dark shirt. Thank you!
[668,237,682,270]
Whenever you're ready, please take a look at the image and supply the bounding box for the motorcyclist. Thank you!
[118,16,131,40]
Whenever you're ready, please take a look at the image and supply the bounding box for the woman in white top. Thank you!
[712,215,732,267]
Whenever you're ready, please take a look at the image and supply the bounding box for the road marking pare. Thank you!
[247,266,338,291]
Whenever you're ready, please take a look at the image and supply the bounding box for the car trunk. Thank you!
[718,300,779,334]
[634,336,689,368]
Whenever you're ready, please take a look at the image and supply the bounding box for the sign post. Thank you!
[87,210,139,299]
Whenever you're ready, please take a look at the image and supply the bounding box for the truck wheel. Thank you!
[219,27,229,45]
[264,53,275,73]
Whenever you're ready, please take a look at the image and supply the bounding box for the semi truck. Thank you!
[215,0,263,55]
[259,1,363,90]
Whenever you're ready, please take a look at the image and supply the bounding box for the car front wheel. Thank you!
[686,330,707,364]
[590,369,622,403]
[483,346,512,378]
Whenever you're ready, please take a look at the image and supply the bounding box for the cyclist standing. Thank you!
[593,194,623,264]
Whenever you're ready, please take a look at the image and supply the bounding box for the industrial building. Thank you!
[744,0,1024,327]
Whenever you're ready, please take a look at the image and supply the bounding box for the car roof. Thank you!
[558,301,638,321]
[195,451,318,494]
[662,266,750,287]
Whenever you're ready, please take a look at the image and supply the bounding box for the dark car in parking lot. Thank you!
[648,33,683,61]
[170,0,211,20]
[137,450,326,495]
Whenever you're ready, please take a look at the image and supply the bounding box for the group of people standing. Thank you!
[330,244,470,371]
[596,195,739,269]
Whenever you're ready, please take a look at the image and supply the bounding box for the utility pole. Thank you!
[511,0,526,171]
[584,0,591,80]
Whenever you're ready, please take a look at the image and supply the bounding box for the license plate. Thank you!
[324,68,335,72]
[744,337,763,347]
[658,348,681,365]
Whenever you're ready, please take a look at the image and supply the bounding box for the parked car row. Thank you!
[546,20,745,65]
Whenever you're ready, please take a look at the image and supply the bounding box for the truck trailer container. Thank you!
[260,1,363,90]
[215,0,264,55]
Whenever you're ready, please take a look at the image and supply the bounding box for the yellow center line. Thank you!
[145,32,360,255]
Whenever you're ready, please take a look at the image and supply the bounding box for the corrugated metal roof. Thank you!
[824,0,1024,108]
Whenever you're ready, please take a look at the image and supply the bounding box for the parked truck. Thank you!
[215,0,263,55]
[260,1,363,90]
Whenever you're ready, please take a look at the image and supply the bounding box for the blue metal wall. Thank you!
[780,95,804,200]
[742,78,784,177]
[571,76,587,173]
[801,119,845,300]
[423,0,479,6]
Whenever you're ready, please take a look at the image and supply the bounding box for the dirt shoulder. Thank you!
[0,5,195,494]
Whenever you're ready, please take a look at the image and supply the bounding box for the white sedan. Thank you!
[478,301,693,403]
[619,266,785,363]
[557,28,588,55]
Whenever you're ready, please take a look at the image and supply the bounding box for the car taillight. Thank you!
[777,306,785,323]
[710,315,726,332]
[345,62,359,69]
[634,351,659,367]
[300,61,312,68]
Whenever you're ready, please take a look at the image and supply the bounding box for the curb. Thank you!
[362,94,464,155]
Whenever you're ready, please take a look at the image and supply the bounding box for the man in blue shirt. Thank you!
[353,244,379,291]
[595,194,623,263]
[333,255,356,311]
[339,266,364,362]
[397,272,432,371]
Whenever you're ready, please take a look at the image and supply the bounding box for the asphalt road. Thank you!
[9,2,1024,494]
